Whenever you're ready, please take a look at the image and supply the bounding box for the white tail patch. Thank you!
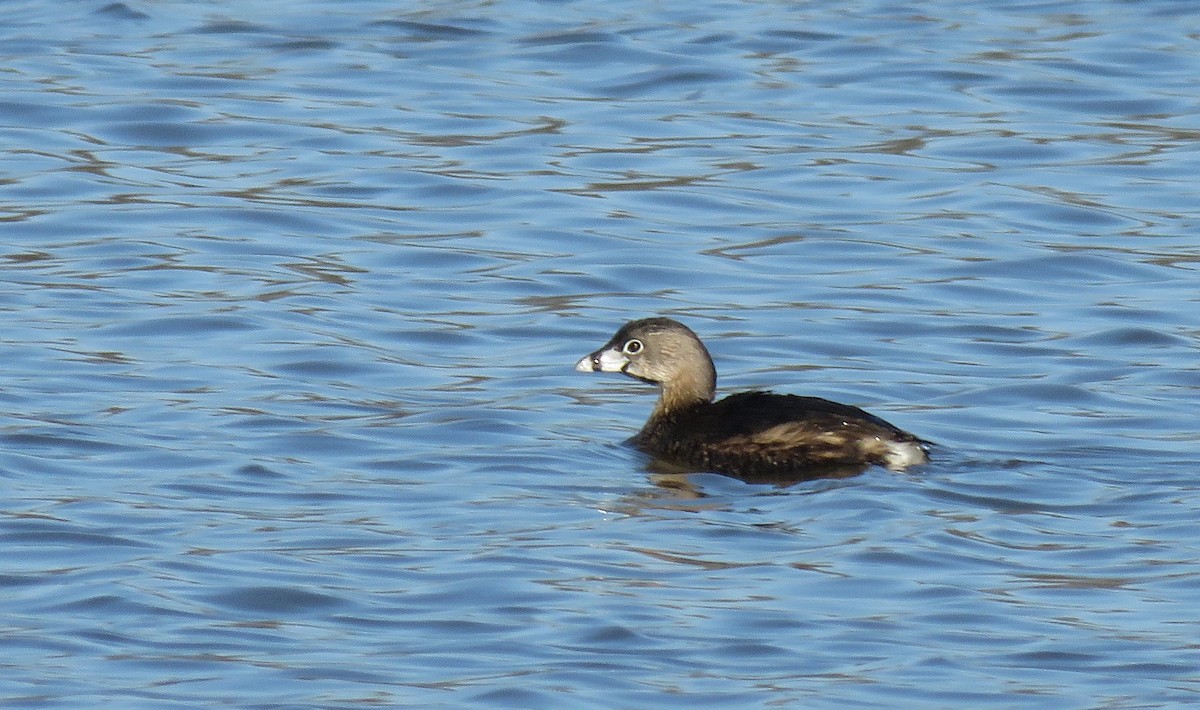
[881,440,928,471]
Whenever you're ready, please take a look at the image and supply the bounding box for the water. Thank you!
[2,0,1199,706]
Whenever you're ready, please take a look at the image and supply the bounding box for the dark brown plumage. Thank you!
[575,317,929,481]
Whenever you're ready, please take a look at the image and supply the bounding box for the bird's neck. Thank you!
[652,366,715,419]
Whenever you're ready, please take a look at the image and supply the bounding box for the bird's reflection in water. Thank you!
[612,456,868,514]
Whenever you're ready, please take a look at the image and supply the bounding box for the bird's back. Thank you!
[633,391,928,480]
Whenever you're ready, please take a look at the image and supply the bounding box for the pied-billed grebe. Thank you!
[575,317,929,479]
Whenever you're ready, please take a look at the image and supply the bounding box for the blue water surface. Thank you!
[2,0,1199,707]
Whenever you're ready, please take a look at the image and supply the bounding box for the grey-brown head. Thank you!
[575,317,717,412]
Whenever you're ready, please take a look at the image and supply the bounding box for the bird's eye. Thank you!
[623,339,643,355]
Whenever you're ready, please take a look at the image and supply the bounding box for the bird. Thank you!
[575,317,929,481]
